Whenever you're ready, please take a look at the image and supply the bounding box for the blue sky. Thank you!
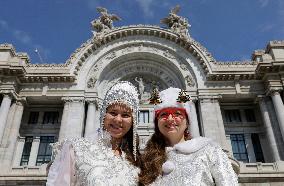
[0,0,283,64]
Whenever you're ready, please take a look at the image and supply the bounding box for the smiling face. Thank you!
[156,107,188,146]
[104,103,133,139]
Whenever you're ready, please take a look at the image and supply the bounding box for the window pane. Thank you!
[251,133,265,162]
[230,134,249,162]
[36,136,55,166]
[224,110,241,123]
[43,112,59,124]
[20,136,33,166]
[28,112,39,124]
[138,110,149,123]
[245,109,256,122]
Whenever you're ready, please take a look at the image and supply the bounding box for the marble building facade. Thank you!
[0,9,284,185]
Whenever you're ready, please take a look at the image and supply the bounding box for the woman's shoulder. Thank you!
[52,138,98,157]
[173,137,220,154]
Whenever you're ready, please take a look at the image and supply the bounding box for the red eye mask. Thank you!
[155,108,187,120]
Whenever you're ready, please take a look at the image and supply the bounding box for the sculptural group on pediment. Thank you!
[160,5,191,37]
[91,7,121,33]
[90,5,190,39]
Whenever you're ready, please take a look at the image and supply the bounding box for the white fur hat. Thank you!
[154,87,191,118]
[154,87,200,138]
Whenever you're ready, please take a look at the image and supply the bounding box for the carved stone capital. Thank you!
[198,95,222,103]
[268,89,282,97]
[16,97,27,106]
[17,136,26,142]
[62,97,85,103]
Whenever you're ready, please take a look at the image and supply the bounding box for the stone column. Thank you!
[12,136,25,167]
[2,101,25,167]
[189,100,200,138]
[225,134,233,155]
[244,133,256,162]
[258,96,280,161]
[59,97,85,141]
[270,91,284,141]
[28,137,40,166]
[0,94,12,143]
[198,96,231,152]
[84,99,99,137]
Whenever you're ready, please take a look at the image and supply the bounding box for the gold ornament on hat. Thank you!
[177,89,191,103]
[149,87,162,105]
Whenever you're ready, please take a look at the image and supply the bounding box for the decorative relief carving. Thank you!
[130,76,164,104]
[185,74,195,87]
[87,76,97,89]
[121,46,134,54]
[105,51,117,60]
[163,50,175,59]
[180,63,188,71]
[93,64,99,72]
[62,97,85,103]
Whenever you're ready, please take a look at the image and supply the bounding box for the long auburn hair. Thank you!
[139,116,191,185]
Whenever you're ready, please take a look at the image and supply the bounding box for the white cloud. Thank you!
[13,30,32,45]
[0,19,48,63]
[259,24,275,33]
[0,20,9,30]
[135,0,154,17]
[86,0,99,10]
[258,0,269,7]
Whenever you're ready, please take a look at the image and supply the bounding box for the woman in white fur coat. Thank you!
[139,87,238,186]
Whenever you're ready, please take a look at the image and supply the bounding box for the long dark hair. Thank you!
[139,117,191,185]
[121,124,141,167]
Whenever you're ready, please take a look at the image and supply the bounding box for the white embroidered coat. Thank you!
[151,137,239,186]
[46,138,139,186]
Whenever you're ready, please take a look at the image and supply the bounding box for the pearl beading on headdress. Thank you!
[99,81,139,160]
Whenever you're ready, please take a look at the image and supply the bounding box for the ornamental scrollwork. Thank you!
[185,74,195,87]
[105,51,117,60]
[180,63,189,71]
[87,76,97,89]
[163,50,176,59]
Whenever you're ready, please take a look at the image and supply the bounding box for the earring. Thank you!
[184,127,191,140]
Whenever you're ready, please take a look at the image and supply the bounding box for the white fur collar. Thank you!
[172,137,212,154]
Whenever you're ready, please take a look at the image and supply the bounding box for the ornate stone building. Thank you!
[0,7,284,185]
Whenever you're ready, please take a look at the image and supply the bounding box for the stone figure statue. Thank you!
[91,7,121,32]
[135,77,145,96]
[160,5,190,37]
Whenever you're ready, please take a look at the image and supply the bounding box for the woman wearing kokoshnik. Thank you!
[47,81,141,186]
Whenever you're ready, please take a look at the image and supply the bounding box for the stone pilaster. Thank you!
[12,136,25,167]
[258,96,281,162]
[189,100,200,138]
[84,98,99,137]
[270,90,284,142]
[198,95,231,152]
[2,100,25,168]
[244,133,256,163]
[28,136,40,166]
[59,97,85,141]
[0,94,12,143]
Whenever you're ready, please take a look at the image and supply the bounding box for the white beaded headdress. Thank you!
[99,81,139,159]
